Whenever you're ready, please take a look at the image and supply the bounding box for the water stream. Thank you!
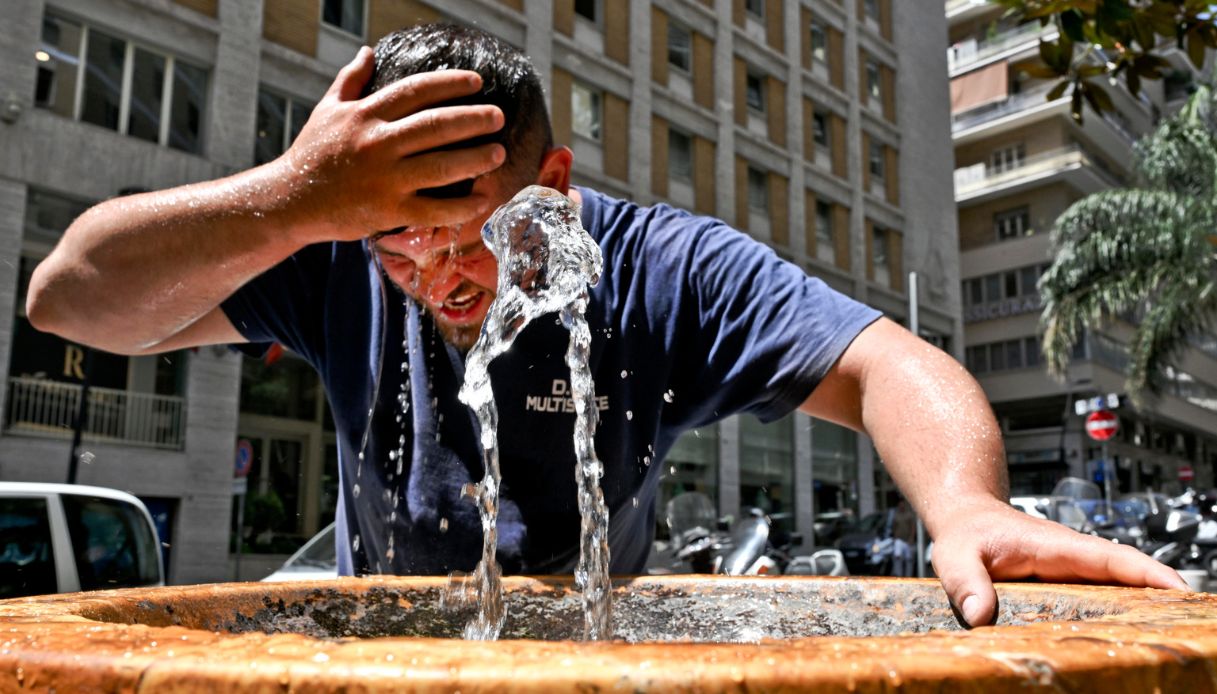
[455,185,609,640]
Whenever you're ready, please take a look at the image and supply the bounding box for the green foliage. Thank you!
[1039,85,1217,400]
[994,0,1216,122]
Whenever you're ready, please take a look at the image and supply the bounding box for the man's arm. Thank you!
[27,46,506,355]
[802,317,1187,626]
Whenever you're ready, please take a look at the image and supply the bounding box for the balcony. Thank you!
[949,23,1052,74]
[946,0,997,22]
[952,84,1062,134]
[954,144,1122,204]
[5,377,185,450]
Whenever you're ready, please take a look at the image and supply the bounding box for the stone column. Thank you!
[206,0,264,170]
[0,182,27,426]
[793,412,815,548]
[174,347,243,584]
[857,436,876,516]
[713,0,736,224]
[784,0,807,260]
[718,416,741,519]
[844,0,867,302]
[0,0,41,116]
[628,0,653,203]
[526,0,554,112]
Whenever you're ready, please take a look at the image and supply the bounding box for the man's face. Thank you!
[373,173,516,351]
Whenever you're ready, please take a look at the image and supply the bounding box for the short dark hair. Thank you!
[368,23,553,185]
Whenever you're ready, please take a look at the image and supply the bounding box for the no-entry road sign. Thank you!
[1085,410,1120,442]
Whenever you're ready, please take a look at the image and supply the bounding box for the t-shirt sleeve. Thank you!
[219,242,339,366]
[642,208,881,425]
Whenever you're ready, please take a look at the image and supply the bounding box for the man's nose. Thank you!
[425,264,462,305]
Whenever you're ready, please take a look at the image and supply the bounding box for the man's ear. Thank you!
[535,146,574,193]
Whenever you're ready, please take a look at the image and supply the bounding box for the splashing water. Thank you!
[456,185,609,640]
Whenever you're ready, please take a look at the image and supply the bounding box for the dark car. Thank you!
[834,512,890,576]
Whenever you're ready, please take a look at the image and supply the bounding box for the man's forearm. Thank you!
[801,319,1009,535]
[859,331,1009,535]
[27,160,311,354]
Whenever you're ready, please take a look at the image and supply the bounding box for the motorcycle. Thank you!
[651,492,847,576]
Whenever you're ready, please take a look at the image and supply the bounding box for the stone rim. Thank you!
[1,576,1216,692]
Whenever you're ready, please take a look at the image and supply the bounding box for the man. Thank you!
[27,24,1186,628]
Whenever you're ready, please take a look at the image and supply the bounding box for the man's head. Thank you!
[366,23,573,350]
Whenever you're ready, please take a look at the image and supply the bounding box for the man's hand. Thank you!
[930,497,1190,627]
[275,46,507,242]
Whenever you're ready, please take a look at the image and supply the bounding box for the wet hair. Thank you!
[367,23,553,189]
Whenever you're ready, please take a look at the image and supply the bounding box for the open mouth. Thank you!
[438,287,487,322]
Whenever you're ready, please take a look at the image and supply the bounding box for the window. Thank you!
[745,0,765,19]
[745,72,765,112]
[812,110,829,149]
[35,12,208,154]
[1006,340,1024,369]
[1024,336,1041,366]
[863,0,880,22]
[747,166,768,212]
[989,144,1025,173]
[255,89,315,165]
[322,0,364,36]
[575,0,598,22]
[61,495,160,590]
[872,226,889,274]
[669,129,692,182]
[810,21,828,66]
[815,200,835,263]
[668,23,691,72]
[988,342,1006,371]
[966,345,988,373]
[869,139,885,181]
[865,59,882,103]
[571,82,602,140]
[994,206,1031,240]
[965,278,983,307]
[0,498,56,598]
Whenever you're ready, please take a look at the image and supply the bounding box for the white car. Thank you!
[262,522,338,582]
[0,482,163,598]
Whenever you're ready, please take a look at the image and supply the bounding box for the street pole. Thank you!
[909,271,927,578]
[66,346,94,484]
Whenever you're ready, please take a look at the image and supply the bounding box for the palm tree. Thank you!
[1039,84,1217,400]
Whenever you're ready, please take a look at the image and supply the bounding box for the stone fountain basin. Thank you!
[1,576,1216,692]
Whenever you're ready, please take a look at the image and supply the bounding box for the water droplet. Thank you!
[663,390,674,403]
[643,455,651,466]
[632,497,639,508]
[620,370,628,379]
[626,410,633,420]
[439,518,449,532]
[352,534,360,552]
[352,484,361,498]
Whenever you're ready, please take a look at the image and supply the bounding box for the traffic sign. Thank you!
[1085,410,1119,441]
[235,439,254,478]
[1180,465,1195,483]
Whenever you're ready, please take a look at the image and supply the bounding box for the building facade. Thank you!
[0,0,958,581]
[947,0,1217,496]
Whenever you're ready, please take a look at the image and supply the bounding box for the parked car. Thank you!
[0,482,163,598]
[262,522,338,582]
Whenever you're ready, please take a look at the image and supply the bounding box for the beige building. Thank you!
[0,0,958,581]
[947,0,1217,495]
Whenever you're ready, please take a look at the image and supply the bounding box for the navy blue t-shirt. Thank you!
[221,187,880,576]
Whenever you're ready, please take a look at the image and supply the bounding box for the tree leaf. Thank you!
[1061,9,1087,42]
[1048,79,1072,101]
[1188,29,1206,68]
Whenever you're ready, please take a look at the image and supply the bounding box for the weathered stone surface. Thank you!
[1,576,1216,692]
